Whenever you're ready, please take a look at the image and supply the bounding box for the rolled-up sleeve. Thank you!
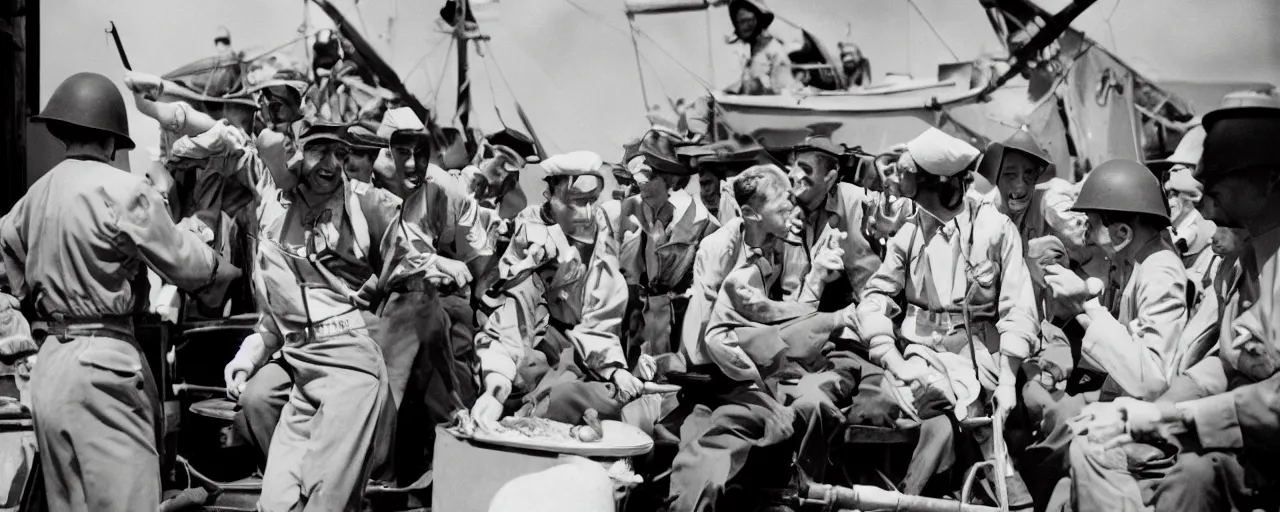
[994,218,1039,360]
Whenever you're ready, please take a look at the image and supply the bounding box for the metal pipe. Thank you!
[804,483,1000,512]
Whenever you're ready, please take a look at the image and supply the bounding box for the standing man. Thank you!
[1060,103,1280,512]
[724,0,795,96]
[469,151,644,427]
[856,128,1038,498]
[617,130,719,360]
[375,120,492,483]
[1,73,241,512]
[223,123,445,511]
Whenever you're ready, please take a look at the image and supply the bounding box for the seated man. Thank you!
[1061,104,1280,512]
[856,128,1038,499]
[1023,159,1190,505]
[667,164,858,512]
[469,151,647,428]
[616,129,719,360]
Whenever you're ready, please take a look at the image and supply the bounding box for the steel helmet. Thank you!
[32,72,135,150]
[977,129,1051,183]
[1071,159,1169,225]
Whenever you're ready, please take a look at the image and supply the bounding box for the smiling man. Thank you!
[221,123,454,511]
[470,151,642,429]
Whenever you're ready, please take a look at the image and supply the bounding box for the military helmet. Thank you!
[1070,159,1169,225]
[978,129,1051,183]
[33,72,135,150]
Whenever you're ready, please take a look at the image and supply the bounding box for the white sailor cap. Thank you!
[378,107,426,140]
[905,127,980,177]
[541,151,605,192]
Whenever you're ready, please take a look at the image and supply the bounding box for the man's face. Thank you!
[474,157,519,201]
[391,138,432,192]
[1085,212,1130,258]
[637,171,671,204]
[1211,226,1249,256]
[1201,169,1276,230]
[1166,189,1196,224]
[752,179,796,239]
[548,177,603,242]
[699,170,723,211]
[788,151,836,212]
[344,150,376,183]
[260,87,302,128]
[301,140,349,196]
[996,152,1041,213]
[732,8,758,40]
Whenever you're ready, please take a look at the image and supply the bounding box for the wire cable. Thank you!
[905,0,959,61]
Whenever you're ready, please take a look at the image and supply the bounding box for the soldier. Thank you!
[222,123,449,510]
[469,151,644,428]
[1061,102,1280,512]
[855,128,1038,498]
[976,129,1090,264]
[374,120,492,482]
[667,164,860,512]
[1027,159,1190,506]
[0,73,241,512]
[616,130,719,360]
[1158,130,1220,295]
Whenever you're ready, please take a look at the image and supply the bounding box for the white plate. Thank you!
[466,420,654,458]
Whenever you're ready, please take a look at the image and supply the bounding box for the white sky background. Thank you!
[31,0,1280,180]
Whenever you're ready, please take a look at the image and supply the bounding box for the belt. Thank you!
[283,311,366,345]
[33,315,135,341]
[905,304,966,334]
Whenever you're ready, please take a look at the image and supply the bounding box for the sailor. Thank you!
[1157,128,1220,294]
[977,130,1089,261]
[342,124,388,183]
[375,106,428,198]
[724,0,795,96]
[597,138,645,240]
[679,136,766,225]
[1046,159,1189,399]
[1061,101,1280,512]
[855,128,1038,497]
[667,164,859,512]
[469,151,643,428]
[373,120,493,481]
[1025,159,1190,506]
[616,129,719,360]
[222,123,447,510]
[837,41,872,87]
[0,72,241,512]
[782,136,916,310]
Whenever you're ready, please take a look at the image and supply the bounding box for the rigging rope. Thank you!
[905,0,959,61]
[431,36,456,108]
[627,15,654,112]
